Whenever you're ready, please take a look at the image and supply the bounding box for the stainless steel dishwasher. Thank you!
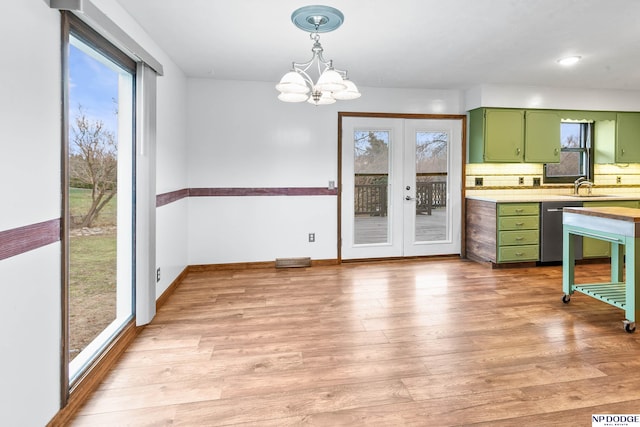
[540,201,583,263]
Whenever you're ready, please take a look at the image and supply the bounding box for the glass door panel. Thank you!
[341,117,404,259]
[354,130,390,245]
[67,34,135,383]
[414,131,448,243]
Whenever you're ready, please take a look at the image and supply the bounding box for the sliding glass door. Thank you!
[65,17,136,384]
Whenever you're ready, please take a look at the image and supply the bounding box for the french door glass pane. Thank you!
[414,131,448,242]
[353,130,390,244]
[68,35,134,381]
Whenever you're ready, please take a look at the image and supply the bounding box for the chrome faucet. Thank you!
[574,177,593,195]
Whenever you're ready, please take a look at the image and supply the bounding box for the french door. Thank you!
[341,116,462,260]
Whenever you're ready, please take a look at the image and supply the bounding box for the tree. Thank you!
[69,107,117,228]
[354,131,389,175]
[416,132,448,179]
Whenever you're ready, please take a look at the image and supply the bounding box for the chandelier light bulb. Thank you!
[332,79,361,100]
[315,69,347,92]
[276,71,309,94]
[278,92,309,103]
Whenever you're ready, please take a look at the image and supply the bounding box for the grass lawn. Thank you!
[69,187,117,228]
[68,187,119,361]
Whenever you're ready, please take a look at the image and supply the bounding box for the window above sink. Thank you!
[544,121,593,184]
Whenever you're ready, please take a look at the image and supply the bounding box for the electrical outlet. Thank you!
[533,177,541,187]
[156,267,161,282]
[475,177,483,186]
[308,233,315,242]
[518,177,524,185]
[617,176,622,184]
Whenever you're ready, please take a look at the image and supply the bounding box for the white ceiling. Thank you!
[116,0,640,91]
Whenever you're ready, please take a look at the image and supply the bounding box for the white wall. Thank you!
[0,1,188,424]
[186,80,463,264]
[92,0,189,297]
[465,84,640,111]
[154,58,188,297]
[0,2,63,425]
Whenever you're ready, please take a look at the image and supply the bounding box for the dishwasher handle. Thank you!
[546,208,565,212]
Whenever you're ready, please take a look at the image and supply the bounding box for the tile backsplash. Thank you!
[465,163,542,188]
[466,163,640,189]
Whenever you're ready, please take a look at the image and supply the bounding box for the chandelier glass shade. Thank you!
[276,5,360,106]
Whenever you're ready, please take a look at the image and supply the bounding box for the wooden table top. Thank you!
[564,206,640,222]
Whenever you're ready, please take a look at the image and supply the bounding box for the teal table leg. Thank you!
[611,242,624,283]
[626,237,639,324]
[562,226,575,296]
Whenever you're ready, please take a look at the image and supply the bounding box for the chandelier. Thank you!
[276,5,361,106]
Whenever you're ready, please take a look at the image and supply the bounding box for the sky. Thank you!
[68,41,122,136]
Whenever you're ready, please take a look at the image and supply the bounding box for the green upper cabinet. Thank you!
[469,107,640,164]
[616,112,640,162]
[469,108,524,163]
[469,108,559,163]
[524,110,561,163]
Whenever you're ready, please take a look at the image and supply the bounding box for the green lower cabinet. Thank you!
[499,245,540,262]
[498,216,539,230]
[497,202,540,263]
[498,230,539,246]
[582,200,640,258]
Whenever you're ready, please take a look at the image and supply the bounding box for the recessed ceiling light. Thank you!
[557,56,582,66]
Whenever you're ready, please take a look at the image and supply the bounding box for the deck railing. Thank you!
[416,181,446,215]
[354,183,388,216]
[354,180,446,216]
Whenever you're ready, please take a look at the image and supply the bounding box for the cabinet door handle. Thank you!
[516,148,521,155]
[554,148,559,155]
[621,149,626,156]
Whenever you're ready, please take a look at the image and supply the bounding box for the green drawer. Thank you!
[498,203,539,216]
[498,245,539,262]
[498,230,539,246]
[498,215,539,231]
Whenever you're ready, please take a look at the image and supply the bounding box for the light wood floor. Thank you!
[70,259,640,426]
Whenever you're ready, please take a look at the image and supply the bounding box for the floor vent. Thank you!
[275,257,311,268]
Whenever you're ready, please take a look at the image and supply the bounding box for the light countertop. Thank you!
[466,194,640,203]
[564,206,640,222]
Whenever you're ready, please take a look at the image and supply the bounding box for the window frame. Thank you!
[61,10,137,404]
[543,121,594,184]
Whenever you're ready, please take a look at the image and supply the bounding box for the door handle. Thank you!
[405,196,414,201]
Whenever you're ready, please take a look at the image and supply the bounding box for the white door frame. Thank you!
[338,113,467,261]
